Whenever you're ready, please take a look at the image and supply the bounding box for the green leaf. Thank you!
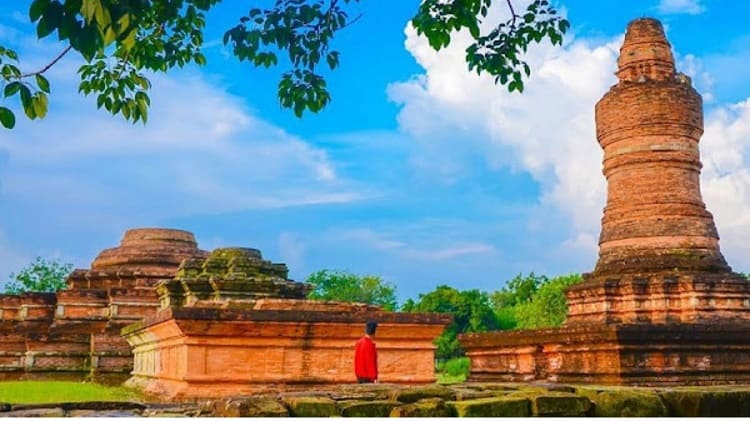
[18,85,36,119]
[4,81,22,98]
[29,0,50,22]
[35,74,50,93]
[121,27,137,50]
[0,106,15,129]
[36,16,55,38]
[32,93,48,118]
[326,51,339,70]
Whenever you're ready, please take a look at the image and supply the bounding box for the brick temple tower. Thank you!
[460,18,750,385]
[596,18,728,276]
[564,18,750,325]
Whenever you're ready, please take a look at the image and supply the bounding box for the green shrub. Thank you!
[514,274,584,329]
[5,257,72,294]
[444,357,470,377]
[404,286,499,359]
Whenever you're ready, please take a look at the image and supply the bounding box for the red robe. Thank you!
[354,336,378,381]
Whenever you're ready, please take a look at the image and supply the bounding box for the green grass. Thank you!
[437,372,466,384]
[0,381,143,404]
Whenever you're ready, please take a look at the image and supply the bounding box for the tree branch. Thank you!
[20,45,73,78]
[505,0,517,26]
[342,13,363,29]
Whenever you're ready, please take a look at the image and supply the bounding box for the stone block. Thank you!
[4,407,66,417]
[452,389,499,401]
[214,397,288,417]
[530,393,592,416]
[659,390,702,416]
[282,396,338,417]
[576,387,667,417]
[447,396,530,417]
[388,385,456,403]
[660,389,750,417]
[338,400,401,417]
[390,398,453,417]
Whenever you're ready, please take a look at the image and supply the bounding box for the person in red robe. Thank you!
[354,321,378,383]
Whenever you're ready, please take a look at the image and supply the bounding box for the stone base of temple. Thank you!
[565,272,750,325]
[460,322,750,386]
[122,301,451,399]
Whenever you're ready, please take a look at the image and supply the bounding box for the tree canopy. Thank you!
[490,272,583,329]
[0,0,568,129]
[511,273,582,328]
[305,269,398,310]
[4,257,73,294]
[403,285,499,359]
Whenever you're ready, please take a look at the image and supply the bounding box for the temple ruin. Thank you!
[0,228,207,382]
[0,228,449,398]
[461,18,750,385]
[123,247,450,399]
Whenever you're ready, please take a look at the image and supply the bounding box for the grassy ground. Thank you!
[436,372,467,384]
[0,381,143,404]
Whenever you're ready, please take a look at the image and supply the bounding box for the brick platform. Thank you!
[123,248,451,399]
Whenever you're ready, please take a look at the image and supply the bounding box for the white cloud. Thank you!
[701,99,750,270]
[335,228,406,250]
[321,226,496,262]
[656,0,706,15]
[403,243,496,261]
[389,23,618,262]
[0,71,366,220]
[0,43,368,281]
[676,54,715,102]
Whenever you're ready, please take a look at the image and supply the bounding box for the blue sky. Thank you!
[2,0,750,302]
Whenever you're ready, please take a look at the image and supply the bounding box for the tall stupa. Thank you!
[460,18,750,385]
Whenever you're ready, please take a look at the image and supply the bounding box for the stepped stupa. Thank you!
[460,18,750,385]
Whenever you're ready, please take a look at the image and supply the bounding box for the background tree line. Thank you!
[303,269,585,360]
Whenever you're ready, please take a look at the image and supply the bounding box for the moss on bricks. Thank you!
[659,390,702,417]
[452,389,500,401]
[282,396,338,417]
[447,396,530,417]
[389,385,456,403]
[576,388,666,417]
[216,397,288,417]
[475,383,521,392]
[531,393,592,416]
[390,398,453,417]
[338,400,401,417]
[694,391,750,417]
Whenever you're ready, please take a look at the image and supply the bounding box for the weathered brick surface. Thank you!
[460,18,750,386]
[123,246,451,399]
[462,323,750,385]
[0,228,206,381]
[593,22,726,277]
[125,311,450,399]
[566,17,750,325]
